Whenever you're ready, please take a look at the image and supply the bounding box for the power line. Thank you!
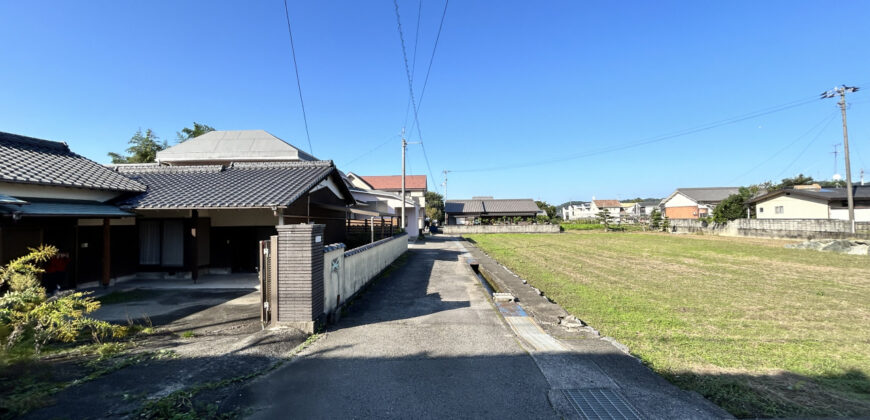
[340,135,401,167]
[407,0,450,140]
[402,0,423,130]
[450,95,821,174]
[420,142,438,193]
[393,0,442,193]
[776,112,838,177]
[729,111,837,183]
[282,0,314,155]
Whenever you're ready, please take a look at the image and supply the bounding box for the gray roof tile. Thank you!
[0,131,146,192]
[117,160,348,209]
[446,198,540,215]
[676,187,740,203]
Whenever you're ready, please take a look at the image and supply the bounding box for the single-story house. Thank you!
[114,159,354,278]
[747,185,870,221]
[445,198,540,225]
[661,187,739,219]
[0,131,146,288]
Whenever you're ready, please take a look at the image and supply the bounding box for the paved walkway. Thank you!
[233,236,731,419]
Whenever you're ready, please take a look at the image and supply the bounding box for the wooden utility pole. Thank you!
[822,85,860,234]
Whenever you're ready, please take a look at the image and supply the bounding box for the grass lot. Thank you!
[466,231,870,418]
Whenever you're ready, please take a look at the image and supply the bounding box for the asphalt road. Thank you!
[233,236,559,419]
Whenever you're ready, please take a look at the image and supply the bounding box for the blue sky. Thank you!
[2,1,869,204]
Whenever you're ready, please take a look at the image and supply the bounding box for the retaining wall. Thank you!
[669,219,870,240]
[322,233,408,316]
[442,224,560,234]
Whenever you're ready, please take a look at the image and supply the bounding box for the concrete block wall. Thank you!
[322,233,408,316]
[442,224,560,234]
[275,224,325,330]
[669,218,870,240]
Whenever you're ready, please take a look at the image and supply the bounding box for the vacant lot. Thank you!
[466,232,870,418]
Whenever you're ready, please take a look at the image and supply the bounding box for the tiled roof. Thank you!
[0,131,146,192]
[593,200,622,208]
[359,175,427,191]
[748,185,870,204]
[675,187,740,203]
[446,198,540,215]
[116,160,349,209]
[445,200,484,214]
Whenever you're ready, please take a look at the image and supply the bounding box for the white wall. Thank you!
[756,195,829,219]
[830,208,870,222]
[322,234,408,316]
[0,182,120,202]
[663,193,697,208]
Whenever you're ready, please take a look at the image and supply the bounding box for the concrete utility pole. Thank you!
[822,85,860,233]
[442,170,450,226]
[401,131,406,231]
[400,129,421,232]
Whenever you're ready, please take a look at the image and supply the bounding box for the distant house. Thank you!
[561,202,594,220]
[0,131,146,288]
[638,199,662,216]
[593,200,623,220]
[661,187,739,219]
[620,200,662,218]
[445,198,540,225]
[344,173,425,235]
[747,185,870,221]
[561,199,623,221]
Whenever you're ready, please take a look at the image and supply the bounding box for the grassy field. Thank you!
[466,231,870,418]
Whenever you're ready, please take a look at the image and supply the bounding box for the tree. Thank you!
[596,209,614,231]
[661,214,670,232]
[713,185,764,223]
[650,208,662,229]
[176,122,215,143]
[535,201,557,220]
[425,192,444,225]
[108,129,168,164]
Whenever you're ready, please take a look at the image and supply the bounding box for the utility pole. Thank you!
[831,143,841,177]
[822,85,860,233]
[400,129,421,232]
[442,170,450,226]
[401,130,406,231]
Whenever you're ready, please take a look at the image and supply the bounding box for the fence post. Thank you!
[274,224,325,333]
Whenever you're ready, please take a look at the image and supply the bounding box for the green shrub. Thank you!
[0,246,121,354]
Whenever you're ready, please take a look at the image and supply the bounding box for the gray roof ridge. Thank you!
[116,165,223,174]
[230,160,333,169]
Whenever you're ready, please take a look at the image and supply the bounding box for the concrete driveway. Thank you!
[228,235,731,419]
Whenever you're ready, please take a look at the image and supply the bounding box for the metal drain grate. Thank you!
[561,388,643,420]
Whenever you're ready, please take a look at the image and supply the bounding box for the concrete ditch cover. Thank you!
[561,388,643,420]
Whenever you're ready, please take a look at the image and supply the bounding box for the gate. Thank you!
[258,235,278,328]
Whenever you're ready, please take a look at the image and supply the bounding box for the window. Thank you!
[759,207,764,213]
[139,220,184,266]
[775,206,784,215]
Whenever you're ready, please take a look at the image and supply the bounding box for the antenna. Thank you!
[831,143,841,178]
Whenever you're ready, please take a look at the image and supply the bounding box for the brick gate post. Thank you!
[275,224,325,333]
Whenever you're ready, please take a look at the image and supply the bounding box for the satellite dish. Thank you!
[833,174,842,181]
